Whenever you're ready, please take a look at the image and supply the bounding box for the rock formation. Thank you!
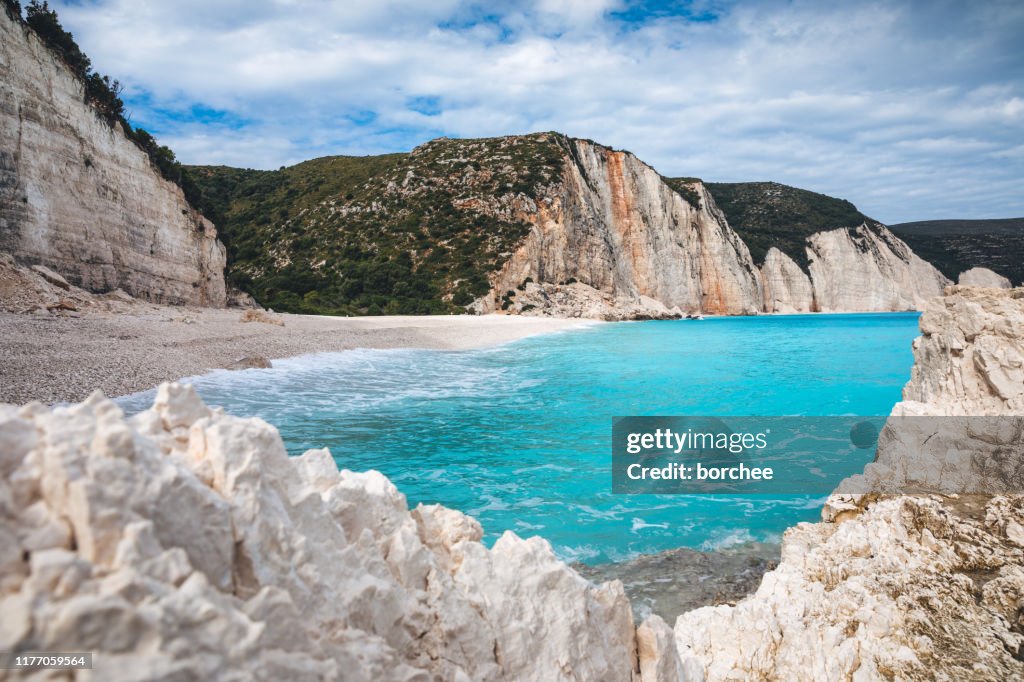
[802,224,951,313]
[477,139,763,319]
[0,383,637,681]
[959,267,1012,289]
[0,12,227,306]
[900,286,1024,416]
[759,247,814,314]
[474,139,951,319]
[668,287,1024,681]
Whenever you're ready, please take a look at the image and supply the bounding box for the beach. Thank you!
[0,306,593,404]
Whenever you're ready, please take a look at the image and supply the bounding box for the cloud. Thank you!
[48,0,1024,223]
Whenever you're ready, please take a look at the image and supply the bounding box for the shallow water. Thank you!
[118,313,920,564]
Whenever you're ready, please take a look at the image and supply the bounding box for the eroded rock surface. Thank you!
[960,267,1013,289]
[0,384,639,681]
[0,12,226,306]
[477,140,763,318]
[475,139,951,319]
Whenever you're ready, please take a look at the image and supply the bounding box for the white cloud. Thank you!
[48,0,1024,223]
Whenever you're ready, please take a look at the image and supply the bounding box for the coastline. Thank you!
[0,306,596,405]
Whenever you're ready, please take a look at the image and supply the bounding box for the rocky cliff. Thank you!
[477,140,763,319]
[0,11,226,306]
[189,134,952,320]
[475,141,950,318]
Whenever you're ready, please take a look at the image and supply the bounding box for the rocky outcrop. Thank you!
[2,285,1021,680]
[959,267,1012,289]
[478,139,763,319]
[666,287,1024,681]
[672,495,1024,681]
[760,247,814,313]
[475,139,950,319]
[805,224,951,312]
[0,12,226,306]
[900,286,1024,415]
[0,383,637,681]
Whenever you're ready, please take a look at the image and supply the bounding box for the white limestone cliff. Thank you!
[0,383,637,681]
[805,224,951,313]
[476,138,951,319]
[478,139,763,319]
[759,247,814,314]
[0,12,226,306]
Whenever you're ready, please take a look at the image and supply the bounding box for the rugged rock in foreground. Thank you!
[0,11,227,306]
[668,287,1024,681]
[0,384,636,681]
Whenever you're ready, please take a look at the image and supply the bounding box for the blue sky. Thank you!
[48,0,1024,223]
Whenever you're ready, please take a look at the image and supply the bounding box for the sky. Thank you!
[47,0,1024,223]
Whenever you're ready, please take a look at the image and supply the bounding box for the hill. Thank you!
[187,134,566,315]
[889,219,1024,285]
[699,181,872,269]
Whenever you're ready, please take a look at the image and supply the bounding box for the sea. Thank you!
[117,312,921,565]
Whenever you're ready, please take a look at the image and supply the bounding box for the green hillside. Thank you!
[187,134,567,315]
[702,181,870,269]
[890,219,1024,285]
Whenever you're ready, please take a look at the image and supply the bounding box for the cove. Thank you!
[118,312,921,564]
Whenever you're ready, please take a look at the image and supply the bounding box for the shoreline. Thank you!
[575,540,781,623]
[0,306,596,405]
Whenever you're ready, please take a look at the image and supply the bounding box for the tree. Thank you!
[25,1,91,76]
[2,0,21,21]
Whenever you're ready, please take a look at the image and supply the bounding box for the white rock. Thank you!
[0,12,226,306]
[806,224,951,312]
[0,382,639,681]
[959,267,1012,289]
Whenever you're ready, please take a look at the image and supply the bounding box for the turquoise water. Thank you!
[118,313,920,563]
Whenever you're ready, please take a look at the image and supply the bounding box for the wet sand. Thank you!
[0,306,595,404]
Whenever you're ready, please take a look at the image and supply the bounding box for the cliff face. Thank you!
[805,224,950,313]
[0,13,226,306]
[477,139,763,318]
[477,139,950,319]
[759,247,814,313]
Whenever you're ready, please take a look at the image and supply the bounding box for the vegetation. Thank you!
[187,134,570,315]
[702,181,869,270]
[663,177,703,209]
[890,219,1024,285]
[10,2,208,212]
